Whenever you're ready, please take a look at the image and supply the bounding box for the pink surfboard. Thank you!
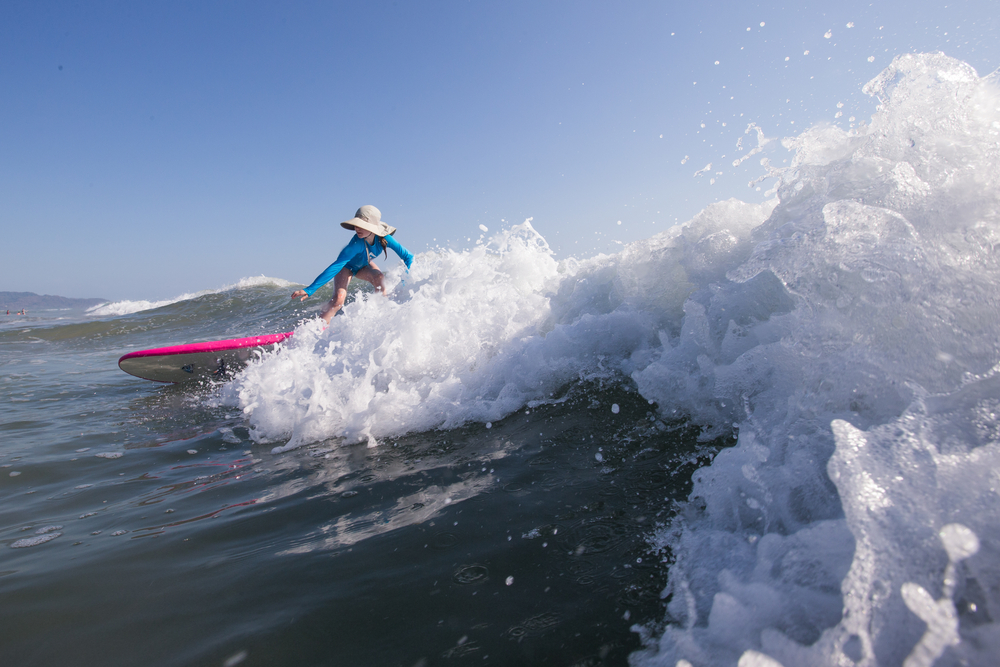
[118,332,293,383]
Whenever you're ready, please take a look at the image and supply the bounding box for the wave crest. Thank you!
[88,276,294,317]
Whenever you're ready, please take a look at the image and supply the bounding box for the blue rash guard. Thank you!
[302,234,414,297]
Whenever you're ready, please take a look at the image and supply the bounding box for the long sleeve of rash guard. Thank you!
[384,235,414,270]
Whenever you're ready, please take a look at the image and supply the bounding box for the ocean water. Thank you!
[3,52,1000,667]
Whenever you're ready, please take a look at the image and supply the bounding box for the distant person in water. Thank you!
[291,205,414,323]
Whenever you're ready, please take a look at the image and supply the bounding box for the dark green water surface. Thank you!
[0,298,725,667]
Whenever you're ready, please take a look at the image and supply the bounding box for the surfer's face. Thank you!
[356,228,374,242]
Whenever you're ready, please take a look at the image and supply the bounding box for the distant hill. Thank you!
[1,291,107,311]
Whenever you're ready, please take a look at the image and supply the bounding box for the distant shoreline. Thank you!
[1,291,107,312]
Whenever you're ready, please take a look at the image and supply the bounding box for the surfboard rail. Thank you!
[118,332,293,383]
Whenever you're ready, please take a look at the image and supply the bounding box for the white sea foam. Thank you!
[87,275,294,317]
[222,53,1000,665]
[631,53,1000,667]
[10,525,64,548]
[225,196,775,450]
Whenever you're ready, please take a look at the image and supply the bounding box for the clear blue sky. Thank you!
[2,1,997,300]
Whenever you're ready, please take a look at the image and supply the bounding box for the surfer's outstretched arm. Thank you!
[291,239,363,302]
[384,235,413,269]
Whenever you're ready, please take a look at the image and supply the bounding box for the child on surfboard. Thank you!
[291,205,414,323]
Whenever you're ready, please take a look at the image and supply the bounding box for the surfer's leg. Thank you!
[320,268,354,323]
[355,263,387,296]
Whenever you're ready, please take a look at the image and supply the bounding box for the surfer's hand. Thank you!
[291,289,308,302]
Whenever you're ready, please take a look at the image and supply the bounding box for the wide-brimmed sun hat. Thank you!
[341,205,396,237]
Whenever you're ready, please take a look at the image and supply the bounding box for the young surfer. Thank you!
[291,205,414,323]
